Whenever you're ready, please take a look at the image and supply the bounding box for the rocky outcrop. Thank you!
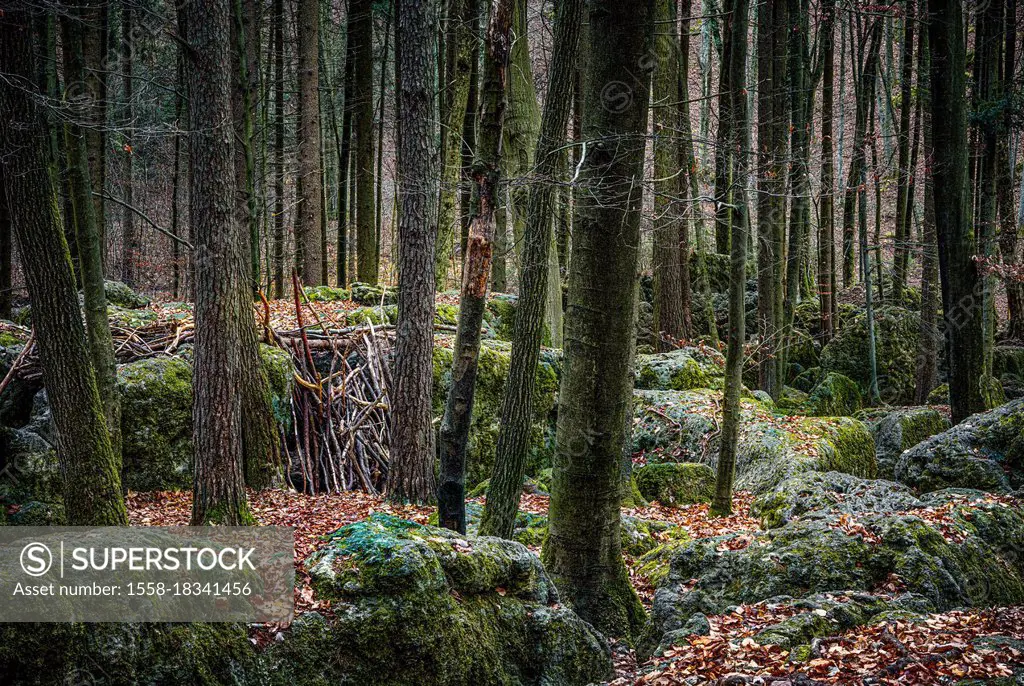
[894,399,1024,493]
[805,372,862,417]
[860,406,950,478]
[634,462,716,506]
[635,346,726,392]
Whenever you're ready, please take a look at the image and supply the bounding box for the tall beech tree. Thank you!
[541,0,652,640]
[296,0,322,285]
[480,0,583,540]
[0,2,127,526]
[710,0,751,518]
[437,0,514,533]
[387,0,441,505]
[928,0,985,422]
[183,0,256,525]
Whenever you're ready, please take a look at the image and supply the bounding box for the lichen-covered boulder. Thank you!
[749,471,923,529]
[634,462,715,506]
[349,281,397,306]
[805,372,863,417]
[642,489,1024,656]
[635,346,726,391]
[118,345,294,492]
[860,406,950,478]
[632,390,876,494]
[433,339,560,488]
[302,514,612,685]
[103,280,150,308]
[786,328,820,380]
[894,398,1024,493]
[820,305,919,405]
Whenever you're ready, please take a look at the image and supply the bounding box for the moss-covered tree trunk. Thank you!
[183,0,255,525]
[480,0,582,540]
[710,0,750,519]
[651,0,684,349]
[296,0,322,285]
[0,2,127,526]
[387,0,441,505]
[927,0,985,422]
[541,0,652,641]
[435,0,476,287]
[59,4,121,459]
[437,0,513,531]
[352,0,377,284]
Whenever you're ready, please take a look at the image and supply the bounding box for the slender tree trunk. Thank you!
[172,51,185,299]
[915,25,939,403]
[388,0,441,505]
[60,3,121,459]
[652,0,684,348]
[435,0,476,286]
[233,0,261,291]
[928,0,985,422]
[121,3,138,287]
[480,0,582,539]
[272,0,287,297]
[0,161,10,320]
[999,0,1021,340]
[352,0,377,283]
[183,0,256,525]
[296,0,323,285]
[541,0,652,642]
[460,24,480,259]
[818,0,836,342]
[0,3,127,526]
[710,0,750,518]
[676,0,696,340]
[81,1,108,263]
[892,0,915,301]
[437,0,513,532]
[335,35,354,288]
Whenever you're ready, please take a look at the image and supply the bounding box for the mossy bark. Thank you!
[541,0,651,641]
[481,0,583,540]
[0,3,127,526]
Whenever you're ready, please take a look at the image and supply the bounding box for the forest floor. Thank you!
[126,489,1024,685]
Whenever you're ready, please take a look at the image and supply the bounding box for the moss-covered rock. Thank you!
[0,425,61,504]
[634,462,715,506]
[350,281,397,306]
[820,305,920,405]
[118,346,294,492]
[785,328,820,380]
[643,490,1024,656]
[750,471,923,529]
[433,340,560,488]
[994,345,1024,379]
[303,514,612,685]
[894,398,1024,493]
[860,406,951,478]
[927,383,949,406]
[103,280,150,309]
[303,285,351,302]
[632,390,876,494]
[5,500,66,525]
[634,346,726,391]
[805,372,863,417]
[345,305,398,326]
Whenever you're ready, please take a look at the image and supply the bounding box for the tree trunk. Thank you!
[435,0,476,286]
[651,0,684,349]
[272,0,287,297]
[232,0,261,291]
[183,0,255,525]
[437,0,513,532]
[60,3,122,459]
[0,161,10,320]
[480,0,582,540]
[0,3,127,526]
[915,25,939,403]
[540,0,652,641]
[710,0,750,518]
[998,0,1021,340]
[387,0,441,505]
[891,0,915,301]
[928,0,985,422]
[352,0,378,284]
[121,3,138,287]
[297,0,323,285]
[818,0,836,342]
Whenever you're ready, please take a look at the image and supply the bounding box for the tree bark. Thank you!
[0,2,127,526]
[818,0,836,342]
[387,0,441,505]
[272,0,287,297]
[540,0,652,641]
[928,0,985,422]
[296,0,323,285]
[437,0,513,531]
[480,0,582,540]
[352,0,377,284]
[710,0,750,518]
[891,0,915,301]
[183,0,255,525]
[121,2,138,287]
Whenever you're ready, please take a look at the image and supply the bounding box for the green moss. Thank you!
[303,285,351,302]
[434,303,459,327]
[259,344,295,428]
[350,282,397,306]
[634,462,715,506]
[635,346,726,392]
[927,383,949,406]
[104,280,150,308]
[805,372,863,417]
[0,331,24,348]
[346,306,396,326]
